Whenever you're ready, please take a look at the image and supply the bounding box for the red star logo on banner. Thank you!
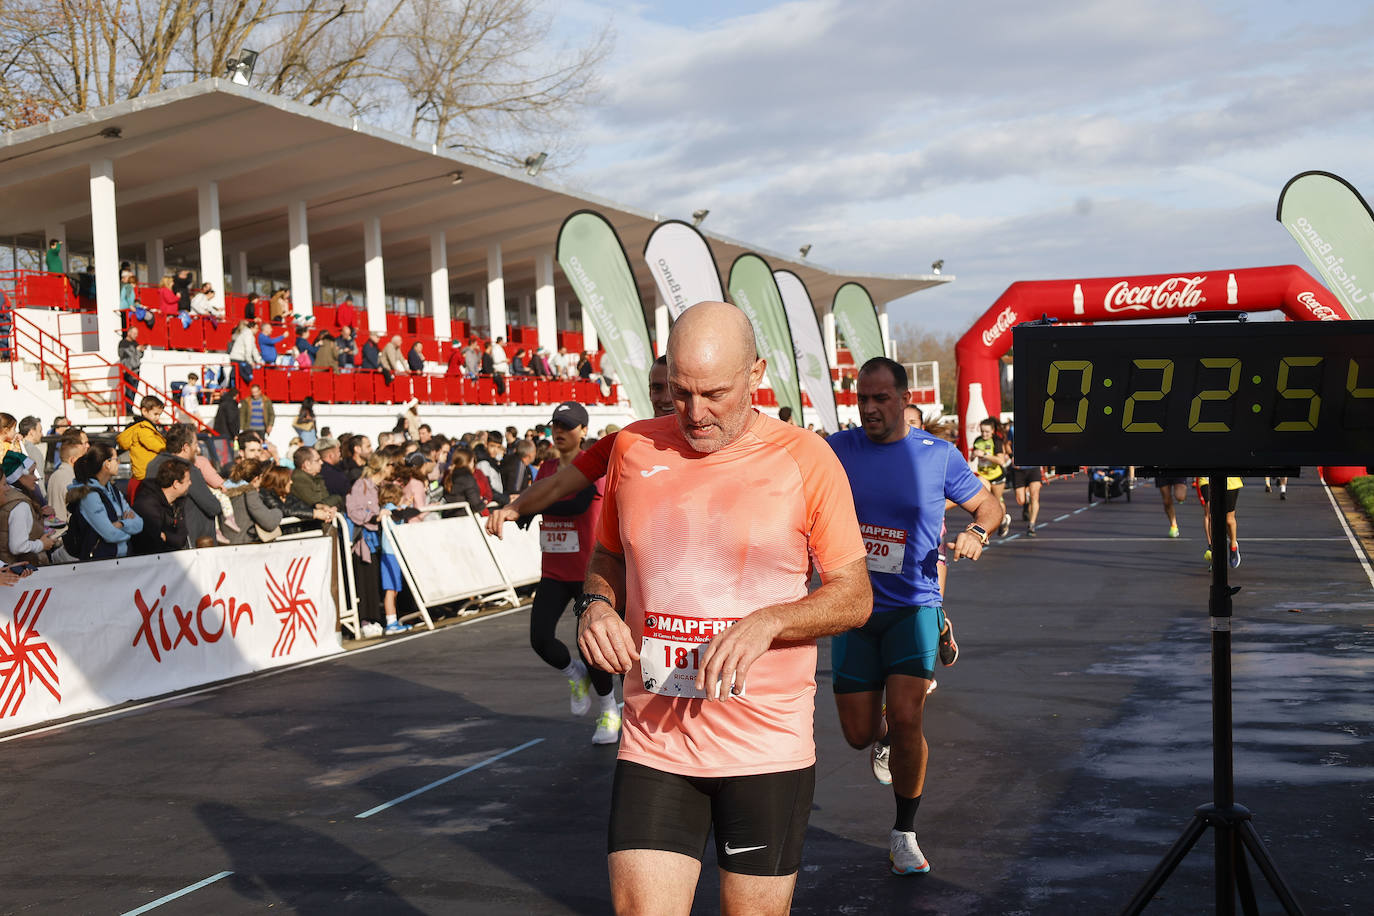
[266,557,319,658]
[1,589,60,719]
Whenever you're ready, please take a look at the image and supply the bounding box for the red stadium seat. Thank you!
[165,316,205,350]
[416,317,434,339]
[287,369,311,402]
[474,378,496,405]
[259,367,289,401]
[310,371,335,404]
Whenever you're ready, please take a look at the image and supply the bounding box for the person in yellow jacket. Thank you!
[1196,476,1243,569]
[116,396,167,485]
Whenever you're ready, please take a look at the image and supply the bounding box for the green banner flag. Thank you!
[832,282,886,365]
[727,254,803,423]
[556,210,654,417]
[1277,171,1374,319]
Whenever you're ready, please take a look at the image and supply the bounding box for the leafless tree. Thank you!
[893,322,959,414]
[0,0,609,169]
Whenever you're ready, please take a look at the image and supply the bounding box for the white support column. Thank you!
[535,251,557,355]
[44,222,68,273]
[146,239,165,285]
[287,200,314,319]
[430,230,451,341]
[878,301,892,359]
[234,250,249,294]
[89,159,121,355]
[823,307,837,366]
[486,243,507,342]
[363,216,386,331]
[655,290,670,357]
[582,302,599,353]
[197,181,225,299]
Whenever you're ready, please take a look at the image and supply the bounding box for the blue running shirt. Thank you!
[828,428,984,612]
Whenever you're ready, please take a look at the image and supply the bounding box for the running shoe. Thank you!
[870,739,892,784]
[1265,482,1272,493]
[926,679,937,695]
[569,664,592,717]
[998,514,1012,537]
[592,709,622,744]
[890,829,930,875]
[1229,547,1241,569]
[383,621,411,635]
[938,616,959,667]
[1203,548,1213,563]
[1280,491,1286,500]
[1027,526,1037,538]
[1168,525,1179,538]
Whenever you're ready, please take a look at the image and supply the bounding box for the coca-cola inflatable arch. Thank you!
[954,264,1351,454]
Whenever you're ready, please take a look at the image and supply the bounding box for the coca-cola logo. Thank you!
[1104,276,1206,314]
[980,306,1018,347]
[1296,291,1339,320]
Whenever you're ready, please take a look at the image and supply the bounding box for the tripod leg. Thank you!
[1233,833,1259,916]
[1237,821,1307,916]
[1122,816,1209,916]
[1217,824,1237,916]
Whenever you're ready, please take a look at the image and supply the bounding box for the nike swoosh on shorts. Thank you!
[723,843,767,855]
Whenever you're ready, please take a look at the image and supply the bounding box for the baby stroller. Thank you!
[1088,467,1132,503]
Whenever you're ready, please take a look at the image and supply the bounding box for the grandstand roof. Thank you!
[0,80,949,311]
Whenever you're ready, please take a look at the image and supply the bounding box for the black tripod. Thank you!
[1122,470,1305,915]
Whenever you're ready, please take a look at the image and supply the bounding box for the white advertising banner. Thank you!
[643,220,725,320]
[0,539,341,733]
[774,270,840,434]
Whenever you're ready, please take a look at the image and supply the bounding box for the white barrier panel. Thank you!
[484,518,544,588]
[0,539,341,733]
[388,512,510,606]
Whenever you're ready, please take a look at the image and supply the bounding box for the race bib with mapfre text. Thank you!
[861,523,906,574]
[640,613,740,699]
[540,519,579,553]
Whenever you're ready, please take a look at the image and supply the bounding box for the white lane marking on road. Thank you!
[356,738,545,819]
[1072,507,1089,514]
[1053,514,1071,522]
[119,871,232,915]
[1322,482,1374,590]
[0,604,534,745]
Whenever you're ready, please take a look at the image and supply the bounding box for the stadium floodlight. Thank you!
[226,49,259,85]
[524,152,548,176]
[799,244,812,259]
[931,259,944,275]
[691,209,710,227]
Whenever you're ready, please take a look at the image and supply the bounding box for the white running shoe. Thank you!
[568,662,592,717]
[592,709,622,744]
[870,741,892,785]
[998,513,1012,537]
[889,829,930,875]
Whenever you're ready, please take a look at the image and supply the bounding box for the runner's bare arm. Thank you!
[577,544,640,674]
[696,556,871,701]
[946,487,1004,562]
[485,464,593,537]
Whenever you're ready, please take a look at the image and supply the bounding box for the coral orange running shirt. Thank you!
[598,411,866,777]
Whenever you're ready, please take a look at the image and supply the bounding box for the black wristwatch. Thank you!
[574,593,614,619]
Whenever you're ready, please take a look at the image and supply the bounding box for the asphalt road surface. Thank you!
[3,474,1371,915]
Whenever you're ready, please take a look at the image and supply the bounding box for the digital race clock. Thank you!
[1012,319,1374,467]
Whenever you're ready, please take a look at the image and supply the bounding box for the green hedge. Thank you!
[1351,476,1374,521]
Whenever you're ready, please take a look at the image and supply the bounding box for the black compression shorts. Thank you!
[1197,484,1239,512]
[607,760,814,876]
[1011,466,1043,487]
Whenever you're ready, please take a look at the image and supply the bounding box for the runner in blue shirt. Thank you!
[828,357,1003,877]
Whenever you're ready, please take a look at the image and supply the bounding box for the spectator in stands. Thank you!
[577,351,594,379]
[243,292,260,322]
[156,275,180,320]
[222,458,281,544]
[261,465,337,529]
[45,239,63,274]
[376,480,416,635]
[239,383,274,437]
[317,436,351,499]
[130,456,191,555]
[381,334,406,381]
[0,454,57,566]
[336,326,357,369]
[313,331,339,370]
[146,424,221,545]
[269,288,290,321]
[213,386,240,442]
[172,270,194,328]
[117,395,167,489]
[18,416,45,493]
[362,330,382,372]
[191,283,223,322]
[117,325,147,416]
[0,414,19,459]
[442,446,486,515]
[510,348,528,376]
[291,446,343,511]
[120,267,153,328]
[407,340,425,373]
[346,454,390,629]
[228,319,263,386]
[293,317,316,367]
[463,338,481,379]
[180,372,201,414]
[64,444,142,560]
[530,347,551,377]
[292,397,318,447]
[76,265,97,310]
[445,340,465,377]
[336,294,356,330]
[501,438,536,495]
[257,322,288,366]
[475,435,504,495]
[416,424,432,445]
[47,430,86,525]
[491,336,510,395]
[340,434,372,483]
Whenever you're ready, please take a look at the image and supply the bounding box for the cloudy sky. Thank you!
[550,0,1374,340]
